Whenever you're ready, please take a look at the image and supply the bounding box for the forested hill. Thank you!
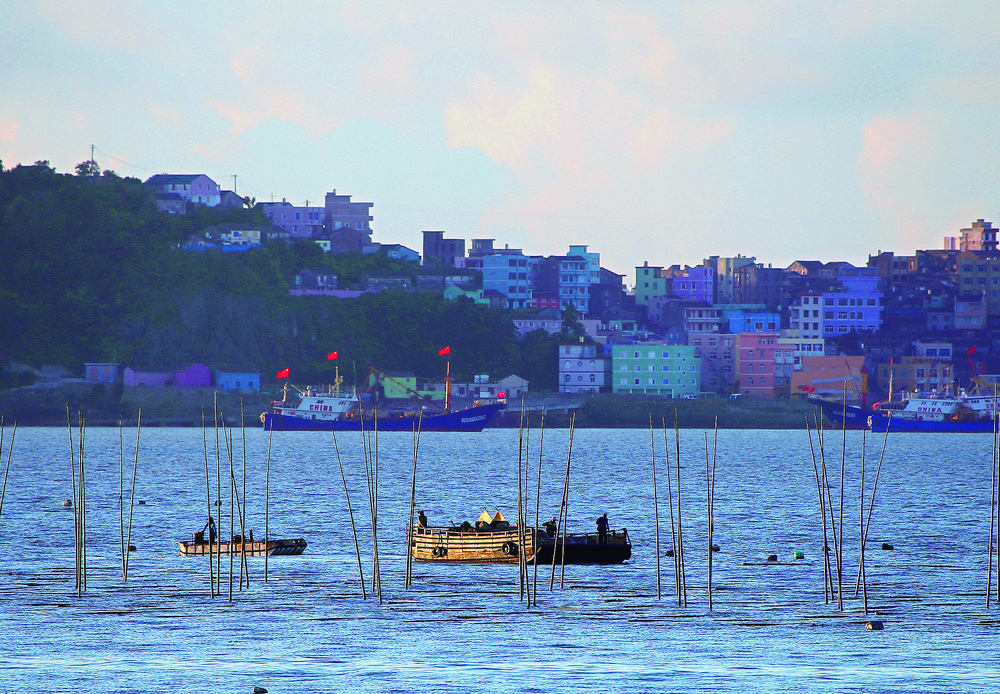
[0,162,563,391]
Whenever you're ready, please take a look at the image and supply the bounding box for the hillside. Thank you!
[0,162,565,393]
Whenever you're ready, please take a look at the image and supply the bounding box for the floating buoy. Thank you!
[62,499,72,508]
[794,550,804,560]
[881,542,894,550]
[766,554,778,562]
[865,620,884,631]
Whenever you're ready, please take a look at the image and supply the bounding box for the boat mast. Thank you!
[445,358,452,413]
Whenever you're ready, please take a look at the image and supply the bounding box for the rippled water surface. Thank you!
[1,425,999,693]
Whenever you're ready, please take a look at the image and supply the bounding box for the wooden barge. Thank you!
[409,510,537,563]
[533,528,632,565]
[179,537,307,557]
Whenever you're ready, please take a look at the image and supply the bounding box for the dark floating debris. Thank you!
[61,499,72,508]
[665,549,674,557]
[794,550,804,560]
[127,545,136,552]
[254,687,268,694]
[881,542,894,550]
[711,544,720,552]
[766,554,778,562]
[137,500,146,506]
[865,620,884,631]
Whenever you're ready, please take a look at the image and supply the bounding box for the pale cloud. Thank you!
[0,120,20,144]
[363,45,419,98]
[8,0,1000,272]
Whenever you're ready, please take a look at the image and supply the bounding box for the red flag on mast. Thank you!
[327,351,339,360]
[277,367,290,379]
[438,346,451,356]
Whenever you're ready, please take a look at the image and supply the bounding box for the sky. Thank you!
[4,1,1000,280]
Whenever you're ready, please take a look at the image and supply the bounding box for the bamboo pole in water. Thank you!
[818,416,841,609]
[0,418,16,520]
[855,422,890,596]
[707,418,718,611]
[836,385,848,611]
[404,412,422,590]
[332,426,366,599]
[661,417,679,604]
[521,402,532,607]
[264,415,273,583]
[674,409,687,606]
[202,408,216,596]
[806,416,830,604]
[124,410,141,582]
[990,386,999,608]
[650,414,661,601]
[373,416,382,603]
[78,413,87,594]
[559,413,575,589]
[517,401,527,603]
[66,406,79,595]
[526,404,534,607]
[119,417,126,581]
[239,401,250,588]
[532,408,545,608]
[549,412,575,591]
[859,429,869,615]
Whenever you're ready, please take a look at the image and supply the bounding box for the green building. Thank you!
[611,344,701,397]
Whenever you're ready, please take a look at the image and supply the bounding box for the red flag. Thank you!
[327,351,339,360]
[968,345,977,355]
[438,346,451,356]
[277,367,290,379]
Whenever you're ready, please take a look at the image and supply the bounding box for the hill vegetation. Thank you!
[0,161,571,392]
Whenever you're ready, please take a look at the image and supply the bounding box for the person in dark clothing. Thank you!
[202,516,217,543]
[596,513,609,544]
[543,516,558,537]
[418,510,428,528]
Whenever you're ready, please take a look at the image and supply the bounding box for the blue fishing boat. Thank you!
[868,393,997,433]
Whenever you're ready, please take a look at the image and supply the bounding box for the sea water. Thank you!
[0,425,998,693]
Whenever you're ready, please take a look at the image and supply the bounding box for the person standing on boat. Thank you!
[543,516,558,537]
[418,510,428,528]
[596,513,609,544]
[202,516,217,543]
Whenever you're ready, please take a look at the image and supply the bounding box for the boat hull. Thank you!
[179,538,307,556]
[811,397,871,430]
[532,529,631,564]
[263,403,505,432]
[869,416,996,433]
[409,525,537,563]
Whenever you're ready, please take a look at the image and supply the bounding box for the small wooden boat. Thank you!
[532,528,632,564]
[409,509,538,563]
[179,536,307,557]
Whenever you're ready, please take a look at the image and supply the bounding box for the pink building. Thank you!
[735,332,780,398]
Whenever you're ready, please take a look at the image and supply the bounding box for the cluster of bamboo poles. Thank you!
[201,396,294,600]
[649,412,693,606]
[324,407,387,602]
[805,403,890,614]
